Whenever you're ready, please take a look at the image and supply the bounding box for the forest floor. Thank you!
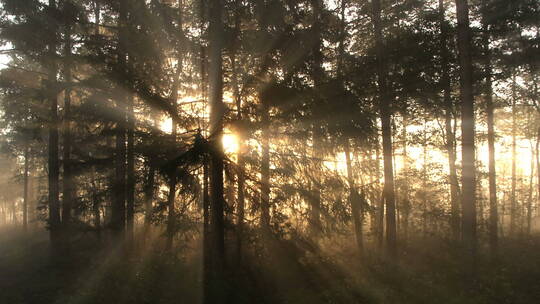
[1,228,540,304]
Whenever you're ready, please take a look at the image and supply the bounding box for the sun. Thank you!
[222,132,239,154]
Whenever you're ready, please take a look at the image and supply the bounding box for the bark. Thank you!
[143,159,156,227]
[527,141,534,235]
[206,0,226,300]
[112,0,128,237]
[260,102,271,233]
[143,109,157,231]
[48,0,61,247]
[309,0,324,237]
[455,0,477,264]
[537,127,540,225]
[126,94,135,240]
[231,15,245,261]
[375,138,384,248]
[92,0,101,237]
[483,25,498,252]
[199,0,211,291]
[422,118,428,237]
[510,73,517,236]
[203,160,210,279]
[62,15,74,227]
[23,142,29,232]
[401,114,410,242]
[372,0,396,257]
[166,2,184,250]
[310,127,322,235]
[439,0,460,240]
[90,170,101,237]
[344,139,363,254]
[166,94,179,250]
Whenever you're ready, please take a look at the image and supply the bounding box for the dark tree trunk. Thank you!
[344,139,363,254]
[92,0,101,237]
[112,0,128,238]
[527,141,534,235]
[260,102,271,234]
[401,114,410,242]
[422,118,428,237]
[206,0,226,301]
[166,3,184,249]
[62,16,73,228]
[372,0,397,257]
[143,157,155,229]
[23,142,29,232]
[483,25,498,253]
[310,128,322,236]
[309,0,324,237]
[230,11,245,261]
[198,0,211,291]
[374,138,384,248]
[439,0,460,240]
[166,104,179,250]
[126,94,135,240]
[537,128,540,227]
[455,0,477,265]
[48,0,61,247]
[510,73,517,236]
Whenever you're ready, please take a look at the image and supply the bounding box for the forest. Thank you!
[0,0,539,303]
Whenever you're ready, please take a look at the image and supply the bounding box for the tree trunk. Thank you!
[537,127,540,226]
[401,114,410,242]
[439,0,460,240]
[166,3,184,249]
[422,118,428,237]
[92,0,101,238]
[375,138,384,248]
[23,142,29,232]
[510,73,517,236]
[90,170,101,237]
[112,0,128,238]
[483,24,498,252]
[260,101,271,234]
[527,140,534,235]
[48,0,61,248]
[143,159,155,227]
[206,0,226,300]
[166,100,179,250]
[372,0,397,257]
[344,139,363,254]
[308,0,324,237]
[126,94,135,240]
[62,13,75,232]
[231,22,245,262]
[455,0,477,265]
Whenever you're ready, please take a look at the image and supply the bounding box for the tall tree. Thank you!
[372,0,397,257]
[455,0,477,264]
[439,0,460,240]
[344,139,363,254]
[483,22,498,253]
[62,0,74,229]
[206,0,226,300]
[47,0,61,247]
[510,73,517,235]
[112,0,128,238]
[309,0,324,237]
[23,141,29,232]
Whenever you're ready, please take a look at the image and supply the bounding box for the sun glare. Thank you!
[159,117,172,134]
[222,132,239,154]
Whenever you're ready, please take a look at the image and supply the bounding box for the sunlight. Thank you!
[159,117,172,134]
[223,132,239,154]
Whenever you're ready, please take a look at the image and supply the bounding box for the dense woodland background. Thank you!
[0,0,539,303]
